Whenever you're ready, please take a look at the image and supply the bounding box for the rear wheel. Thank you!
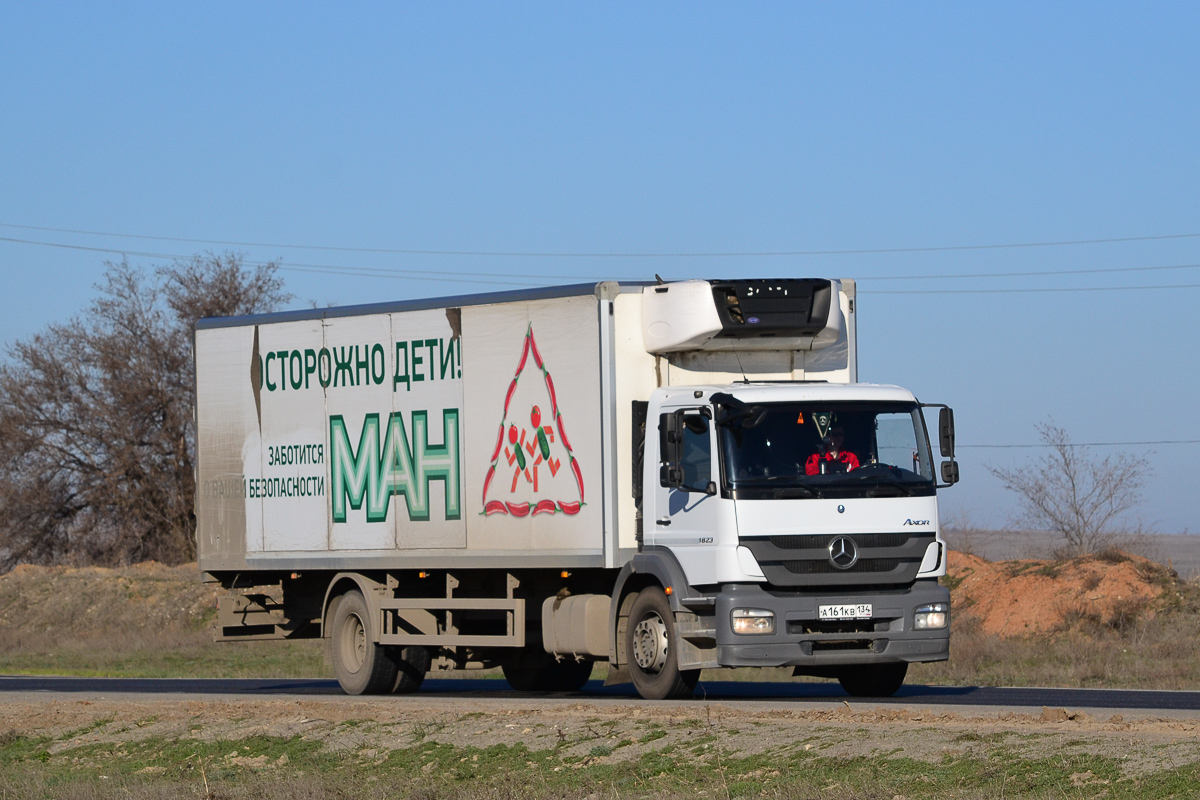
[837,663,908,698]
[389,645,430,694]
[329,590,399,695]
[502,648,594,692]
[625,587,699,700]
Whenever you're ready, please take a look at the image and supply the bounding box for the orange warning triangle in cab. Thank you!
[481,325,585,518]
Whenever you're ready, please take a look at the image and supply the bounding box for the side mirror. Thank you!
[938,407,955,458]
[922,403,960,489]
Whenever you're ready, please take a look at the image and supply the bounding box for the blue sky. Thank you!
[2,3,1198,533]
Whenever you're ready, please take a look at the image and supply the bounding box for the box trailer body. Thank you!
[196,279,957,699]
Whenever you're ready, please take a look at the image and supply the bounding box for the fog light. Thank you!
[913,602,949,630]
[731,608,775,635]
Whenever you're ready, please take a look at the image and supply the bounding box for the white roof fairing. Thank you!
[655,382,918,405]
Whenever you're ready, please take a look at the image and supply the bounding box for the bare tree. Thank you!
[0,253,289,571]
[988,422,1150,556]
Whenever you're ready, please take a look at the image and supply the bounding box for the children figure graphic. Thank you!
[481,325,584,517]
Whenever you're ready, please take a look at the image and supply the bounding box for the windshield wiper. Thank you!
[859,482,912,494]
[815,467,923,496]
[733,475,822,498]
[772,485,820,499]
[860,478,918,496]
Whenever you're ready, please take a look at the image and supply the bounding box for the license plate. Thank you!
[818,603,872,620]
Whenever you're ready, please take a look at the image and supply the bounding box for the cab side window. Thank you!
[680,417,711,490]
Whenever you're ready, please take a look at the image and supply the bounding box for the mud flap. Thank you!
[603,667,631,686]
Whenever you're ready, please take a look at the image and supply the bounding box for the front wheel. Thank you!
[837,662,908,697]
[624,587,699,700]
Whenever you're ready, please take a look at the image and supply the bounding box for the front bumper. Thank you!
[713,579,950,668]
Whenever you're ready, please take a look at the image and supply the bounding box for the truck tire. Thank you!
[625,587,700,700]
[389,646,430,694]
[501,648,594,692]
[329,590,399,695]
[837,663,908,698]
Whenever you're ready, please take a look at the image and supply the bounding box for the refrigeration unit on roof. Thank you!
[641,278,844,354]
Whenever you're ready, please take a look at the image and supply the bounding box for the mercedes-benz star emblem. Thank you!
[828,536,858,570]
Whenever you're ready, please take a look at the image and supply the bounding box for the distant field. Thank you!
[3,539,1200,691]
[944,528,1200,579]
[0,562,325,680]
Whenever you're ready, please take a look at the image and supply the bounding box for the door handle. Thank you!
[656,518,671,526]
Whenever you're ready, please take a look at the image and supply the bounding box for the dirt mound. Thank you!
[946,550,1172,637]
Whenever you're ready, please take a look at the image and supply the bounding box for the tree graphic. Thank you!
[481,325,584,517]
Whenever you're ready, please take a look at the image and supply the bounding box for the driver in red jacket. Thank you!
[806,426,860,475]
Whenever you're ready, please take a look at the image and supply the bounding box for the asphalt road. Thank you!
[3,676,1199,715]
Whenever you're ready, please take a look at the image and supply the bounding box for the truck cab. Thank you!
[627,381,952,697]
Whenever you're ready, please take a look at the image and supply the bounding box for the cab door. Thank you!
[651,406,721,585]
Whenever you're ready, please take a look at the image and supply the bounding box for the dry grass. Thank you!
[0,561,324,678]
[4,712,1200,800]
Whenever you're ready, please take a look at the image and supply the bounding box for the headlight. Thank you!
[913,602,949,630]
[731,608,775,635]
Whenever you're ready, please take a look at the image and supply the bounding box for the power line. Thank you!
[0,236,578,285]
[868,261,1200,281]
[960,439,1200,449]
[863,283,1200,295]
[280,264,538,287]
[0,235,180,261]
[1,220,1199,258]
[5,232,1200,293]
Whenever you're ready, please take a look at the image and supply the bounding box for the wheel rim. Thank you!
[338,611,367,674]
[632,612,669,674]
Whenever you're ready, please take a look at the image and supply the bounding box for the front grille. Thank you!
[782,558,900,575]
[740,532,935,588]
[771,533,909,550]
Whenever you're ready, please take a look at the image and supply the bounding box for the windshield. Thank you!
[717,401,934,499]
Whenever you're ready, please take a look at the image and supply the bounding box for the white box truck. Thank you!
[196,278,958,699]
